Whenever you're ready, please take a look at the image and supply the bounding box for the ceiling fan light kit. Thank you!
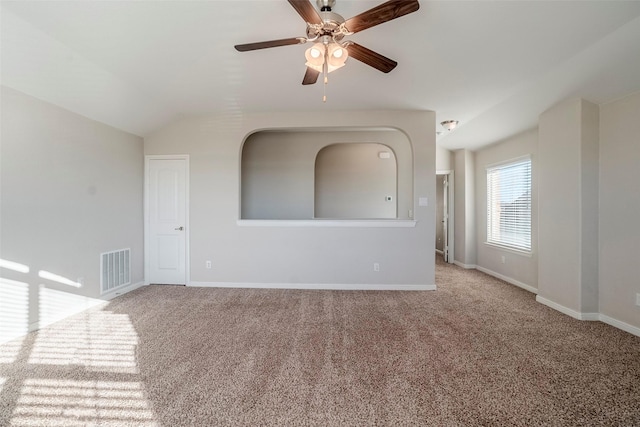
[234,0,420,101]
[304,39,349,74]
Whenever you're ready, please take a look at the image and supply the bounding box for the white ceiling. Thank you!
[2,1,640,150]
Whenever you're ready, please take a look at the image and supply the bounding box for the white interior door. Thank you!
[148,158,187,284]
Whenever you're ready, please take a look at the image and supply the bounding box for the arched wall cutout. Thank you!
[240,127,412,220]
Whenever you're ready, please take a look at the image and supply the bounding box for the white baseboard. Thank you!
[536,296,599,321]
[453,260,476,269]
[476,266,538,294]
[599,314,640,338]
[101,280,146,300]
[189,281,436,291]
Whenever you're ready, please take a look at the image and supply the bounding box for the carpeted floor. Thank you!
[1,257,639,426]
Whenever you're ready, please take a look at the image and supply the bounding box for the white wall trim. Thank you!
[453,260,476,269]
[435,249,443,255]
[189,281,436,291]
[476,266,538,294]
[599,314,640,338]
[536,296,599,321]
[236,219,417,228]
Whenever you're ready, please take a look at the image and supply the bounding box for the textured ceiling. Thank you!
[2,1,640,150]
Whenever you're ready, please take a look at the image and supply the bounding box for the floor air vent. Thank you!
[101,248,131,294]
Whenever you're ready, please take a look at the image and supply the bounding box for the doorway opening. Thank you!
[436,171,454,264]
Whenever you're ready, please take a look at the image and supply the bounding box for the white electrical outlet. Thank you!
[206,261,212,269]
[373,262,380,272]
[501,256,506,264]
[636,293,640,307]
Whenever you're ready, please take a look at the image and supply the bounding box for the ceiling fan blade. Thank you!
[344,0,420,34]
[347,43,397,73]
[235,37,306,52]
[302,67,320,85]
[288,0,323,24]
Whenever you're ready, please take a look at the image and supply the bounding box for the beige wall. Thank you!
[580,101,600,313]
[314,143,397,219]
[599,91,640,329]
[144,110,436,287]
[474,129,538,289]
[538,98,599,314]
[436,145,452,172]
[454,149,476,266]
[0,86,144,341]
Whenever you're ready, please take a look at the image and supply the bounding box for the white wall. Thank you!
[599,91,640,330]
[0,86,144,342]
[144,110,436,287]
[474,129,538,290]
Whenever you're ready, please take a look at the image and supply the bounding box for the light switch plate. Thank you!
[419,197,429,207]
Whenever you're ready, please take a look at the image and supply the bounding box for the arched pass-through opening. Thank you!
[240,127,412,221]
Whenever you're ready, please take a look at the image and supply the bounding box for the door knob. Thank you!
[175,226,184,231]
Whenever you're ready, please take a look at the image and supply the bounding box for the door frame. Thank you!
[436,169,455,264]
[144,154,190,285]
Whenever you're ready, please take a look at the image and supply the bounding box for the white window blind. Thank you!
[486,157,531,252]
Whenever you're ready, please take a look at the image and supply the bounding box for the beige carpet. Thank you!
[1,257,639,426]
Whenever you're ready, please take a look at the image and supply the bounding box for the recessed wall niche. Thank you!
[240,128,413,220]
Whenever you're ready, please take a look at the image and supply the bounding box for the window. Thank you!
[486,157,531,252]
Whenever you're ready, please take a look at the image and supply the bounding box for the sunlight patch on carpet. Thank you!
[0,338,25,364]
[27,311,138,373]
[10,379,158,426]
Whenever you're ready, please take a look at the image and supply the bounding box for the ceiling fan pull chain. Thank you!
[323,48,328,102]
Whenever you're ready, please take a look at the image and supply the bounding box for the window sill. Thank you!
[484,242,533,257]
[237,219,417,228]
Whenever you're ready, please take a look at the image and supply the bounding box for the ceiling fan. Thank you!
[234,0,420,89]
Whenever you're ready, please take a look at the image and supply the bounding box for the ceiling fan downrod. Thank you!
[317,0,336,12]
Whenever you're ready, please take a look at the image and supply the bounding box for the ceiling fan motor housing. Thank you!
[306,10,346,40]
